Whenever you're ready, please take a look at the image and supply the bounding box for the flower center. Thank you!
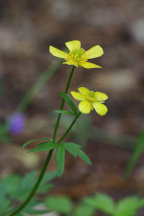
[73,49,84,58]
[88,91,95,98]
[86,91,95,102]
[68,48,87,65]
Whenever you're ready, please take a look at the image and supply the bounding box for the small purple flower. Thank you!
[8,112,25,134]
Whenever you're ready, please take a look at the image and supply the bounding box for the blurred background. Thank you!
[0,0,144,215]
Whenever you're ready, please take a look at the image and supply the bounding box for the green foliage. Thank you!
[45,196,72,214]
[114,197,144,216]
[22,138,49,149]
[55,142,91,177]
[85,193,115,214]
[64,142,92,164]
[64,142,81,157]
[43,193,144,216]
[29,141,55,153]
[124,131,144,178]
[74,204,94,216]
[0,171,57,215]
[59,91,78,116]
[55,144,66,177]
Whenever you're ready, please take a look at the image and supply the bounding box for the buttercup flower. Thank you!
[71,87,108,115]
[49,40,104,69]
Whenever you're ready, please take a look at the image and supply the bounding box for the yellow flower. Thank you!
[49,40,104,69]
[71,87,108,115]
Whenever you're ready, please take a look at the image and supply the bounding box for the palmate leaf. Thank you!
[84,193,115,215]
[45,196,72,214]
[64,142,81,157]
[22,138,49,149]
[29,141,55,153]
[37,171,58,193]
[12,170,57,201]
[1,175,21,196]
[55,144,65,177]
[115,197,144,216]
[94,193,115,214]
[63,142,92,165]
[74,204,95,216]
[59,91,78,116]
[77,149,92,165]
[13,170,37,198]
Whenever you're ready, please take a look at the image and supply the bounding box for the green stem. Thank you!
[53,66,75,142]
[16,59,62,112]
[58,112,81,144]
[9,66,75,216]
[9,149,53,216]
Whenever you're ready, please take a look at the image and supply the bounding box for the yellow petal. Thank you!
[63,61,78,67]
[65,40,81,51]
[85,45,104,59]
[95,92,108,101]
[78,87,90,96]
[92,102,108,116]
[80,62,102,69]
[78,100,92,114]
[49,46,68,59]
[71,91,85,101]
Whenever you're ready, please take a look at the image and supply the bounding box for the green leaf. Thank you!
[77,149,92,165]
[13,170,37,198]
[55,110,74,115]
[2,175,21,196]
[37,171,57,193]
[22,138,49,149]
[115,197,144,216]
[45,196,72,214]
[55,144,65,177]
[25,208,50,215]
[124,131,144,178]
[95,193,115,214]
[64,142,81,157]
[29,141,55,153]
[0,182,11,214]
[59,92,77,116]
[85,193,115,214]
[75,204,94,216]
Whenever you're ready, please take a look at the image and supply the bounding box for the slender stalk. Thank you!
[53,66,75,142]
[58,112,81,144]
[9,149,53,216]
[9,66,76,216]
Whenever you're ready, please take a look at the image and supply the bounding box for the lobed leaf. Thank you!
[22,138,49,149]
[63,142,81,157]
[55,144,65,177]
[29,141,55,153]
[45,196,72,214]
[77,149,92,165]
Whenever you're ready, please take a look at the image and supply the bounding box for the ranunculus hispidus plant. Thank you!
[8,40,108,216]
